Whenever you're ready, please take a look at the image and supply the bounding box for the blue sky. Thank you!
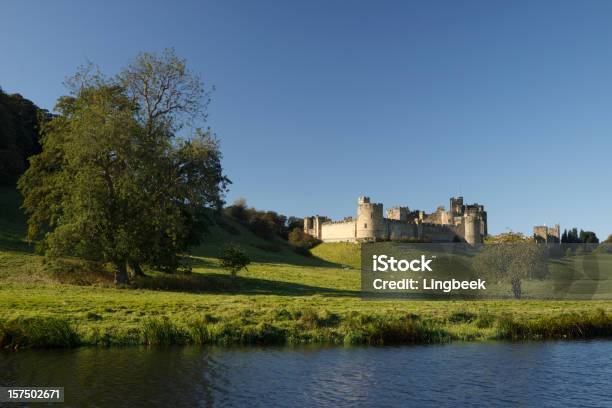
[2,1,612,238]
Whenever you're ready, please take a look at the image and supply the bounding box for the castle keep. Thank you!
[304,196,487,246]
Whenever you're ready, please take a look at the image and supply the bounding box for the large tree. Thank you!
[18,50,229,284]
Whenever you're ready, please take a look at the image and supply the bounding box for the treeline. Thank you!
[0,88,49,183]
[561,228,599,244]
[224,198,319,251]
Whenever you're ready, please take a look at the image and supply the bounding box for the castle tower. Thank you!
[464,214,481,246]
[450,196,464,216]
[387,206,410,221]
[356,196,385,241]
[303,215,326,239]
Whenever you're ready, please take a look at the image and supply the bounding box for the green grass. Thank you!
[310,242,362,269]
[1,184,612,348]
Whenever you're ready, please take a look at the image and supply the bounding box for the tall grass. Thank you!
[495,309,612,340]
[141,317,189,345]
[3,309,610,349]
[0,317,80,348]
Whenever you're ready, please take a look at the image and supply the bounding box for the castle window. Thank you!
[364,223,367,228]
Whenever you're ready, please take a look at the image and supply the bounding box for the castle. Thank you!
[304,196,487,246]
[533,224,561,243]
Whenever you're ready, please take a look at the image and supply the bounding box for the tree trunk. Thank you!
[130,262,145,277]
[511,278,522,299]
[115,261,130,285]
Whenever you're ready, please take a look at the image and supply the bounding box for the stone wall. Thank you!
[421,224,460,242]
[387,220,418,240]
[320,220,357,242]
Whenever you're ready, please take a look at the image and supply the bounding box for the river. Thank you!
[1,341,611,407]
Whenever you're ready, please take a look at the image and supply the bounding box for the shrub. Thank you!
[220,244,250,278]
[288,228,320,249]
[224,198,248,222]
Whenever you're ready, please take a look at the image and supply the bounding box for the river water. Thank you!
[1,341,611,407]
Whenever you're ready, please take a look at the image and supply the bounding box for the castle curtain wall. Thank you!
[387,221,418,240]
[421,224,460,242]
[320,221,357,242]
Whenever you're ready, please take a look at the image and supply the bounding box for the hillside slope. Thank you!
[0,185,337,268]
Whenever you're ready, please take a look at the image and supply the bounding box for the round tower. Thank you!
[356,196,385,241]
[464,214,481,246]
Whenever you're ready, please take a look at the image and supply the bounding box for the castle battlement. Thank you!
[305,195,488,245]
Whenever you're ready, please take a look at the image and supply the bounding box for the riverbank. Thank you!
[1,278,612,348]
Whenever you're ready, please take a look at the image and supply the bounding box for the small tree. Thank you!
[579,230,599,244]
[472,243,548,298]
[220,244,250,278]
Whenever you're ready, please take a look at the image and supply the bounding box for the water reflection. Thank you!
[1,341,611,407]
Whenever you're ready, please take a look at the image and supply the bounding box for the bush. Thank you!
[288,228,320,249]
[224,198,248,222]
[220,244,250,278]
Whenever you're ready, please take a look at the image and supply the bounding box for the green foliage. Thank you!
[580,230,599,244]
[0,317,79,348]
[0,89,47,184]
[484,231,531,243]
[288,228,320,249]
[495,309,612,340]
[220,244,250,277]
[562,228,599,244]
[448,311,476,323]
[141,317,188,345]
[17,50,229,284]
[224,198,297,241]
[475,309,495,328]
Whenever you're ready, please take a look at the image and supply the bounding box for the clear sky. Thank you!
[2,1,612,238]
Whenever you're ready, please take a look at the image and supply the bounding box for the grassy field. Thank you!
[1,185,611,348]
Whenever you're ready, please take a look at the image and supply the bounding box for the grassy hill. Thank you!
[1,184,612,348]
[0,184,339,281]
